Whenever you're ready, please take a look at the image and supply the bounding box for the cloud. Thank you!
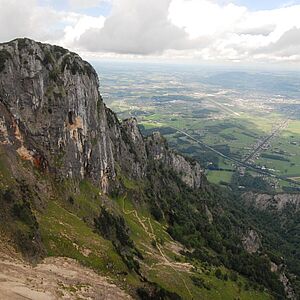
[1,0,300,64]
[63,15,105,46]
[77,0,198,55]
[169,0,247,38]
[269,27,300,54]
[74,0,300,64]
[168,0,300,63]
[0,0,64,42]
[0,0,106,51]
[236,24,276,36]
[253,27,300,60]
[270,27,300,52]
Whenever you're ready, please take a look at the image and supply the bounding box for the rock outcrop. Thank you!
[243,192,300,212]
[0,38,203,194]
[280,272,297,300]
[145,131,203,189]
[241,229,261,254]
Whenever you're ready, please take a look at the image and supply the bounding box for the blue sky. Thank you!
[38,0,112,16]
[38,0,300,14]
[235,0,300,10]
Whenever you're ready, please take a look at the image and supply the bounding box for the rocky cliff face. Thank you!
[243,192,300,212]
[145,131,203,189]
[243,191,299,299]
[0,38,203,194]
[241,229,261,254]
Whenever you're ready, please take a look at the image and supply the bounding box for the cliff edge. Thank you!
[0,38,203,194]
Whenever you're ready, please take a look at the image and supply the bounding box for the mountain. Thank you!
[0,38,298,299]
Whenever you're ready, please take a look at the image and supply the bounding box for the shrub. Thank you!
[0,49,11,72]
[215,268,223,279]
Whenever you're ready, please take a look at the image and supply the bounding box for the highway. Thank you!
[243,119,290,163]
[143,120,300,186]
[171,125,300,185]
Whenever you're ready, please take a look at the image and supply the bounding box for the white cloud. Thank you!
[0,0,64,42]
[62,15,105,47]
[74,0,300,64]
[167,0,300,63]
[77,0,197,55]
[253,27,300,59]
[0,0,105,52]
[169,0,247,38]
[1,0,300,64]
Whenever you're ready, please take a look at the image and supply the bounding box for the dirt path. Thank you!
[0,249,132,300]
[122,197,193,299]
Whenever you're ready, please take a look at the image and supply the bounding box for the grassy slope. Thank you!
[37,182,142,296]
[115,187,271,300]
[0,146,272,299]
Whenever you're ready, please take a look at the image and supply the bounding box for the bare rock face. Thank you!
[243,192,300,212]
[0,38,116,193]
[0,38,203,193]
[146,132,203,189]
[119,117,148,178]
[279,272,297,300]
[242,229,261,254]
[269,262,297,300]
[243,192,299,299]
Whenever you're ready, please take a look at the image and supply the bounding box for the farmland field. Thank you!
[95,61,300,192]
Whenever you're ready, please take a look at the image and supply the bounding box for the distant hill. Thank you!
[201,71,300,95]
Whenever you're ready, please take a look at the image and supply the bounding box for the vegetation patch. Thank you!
[0,49,11,72]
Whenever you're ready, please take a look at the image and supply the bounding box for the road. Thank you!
[142,120,300,186]
[243,119,290,163]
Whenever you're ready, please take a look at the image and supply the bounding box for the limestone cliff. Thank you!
[241,229,261,254]
[243,192,300,212]
[0,38,203,194]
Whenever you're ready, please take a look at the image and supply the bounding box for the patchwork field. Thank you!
[95,62,300,192]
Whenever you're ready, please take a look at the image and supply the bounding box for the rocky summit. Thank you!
[0,38,299,299]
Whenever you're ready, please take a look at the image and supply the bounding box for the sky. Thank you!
[1,0,300,67]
